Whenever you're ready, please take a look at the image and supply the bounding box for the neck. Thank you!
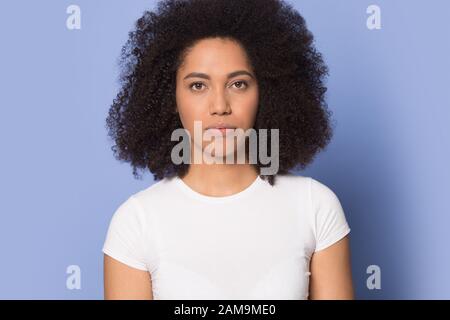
[181,144,259,197]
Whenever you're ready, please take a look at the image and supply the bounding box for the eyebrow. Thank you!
[183,70,255,80]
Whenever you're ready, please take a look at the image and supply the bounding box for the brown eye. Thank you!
[190,82,205,91]
[232,81,248,90]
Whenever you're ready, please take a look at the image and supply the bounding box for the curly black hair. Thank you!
[106,0,334,186]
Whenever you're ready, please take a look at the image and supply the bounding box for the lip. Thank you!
[205,123,237,130]
[205,123,237,136]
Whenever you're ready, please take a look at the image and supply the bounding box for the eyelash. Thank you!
[189,81,248,92]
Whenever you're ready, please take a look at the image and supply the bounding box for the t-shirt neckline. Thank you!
[173,174,265,203]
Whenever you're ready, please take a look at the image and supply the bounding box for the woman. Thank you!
[103,0,354,299]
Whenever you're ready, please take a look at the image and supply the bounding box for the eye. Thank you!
[231,80,248,90]
[189,82,206,91]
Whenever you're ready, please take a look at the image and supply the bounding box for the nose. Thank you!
[209,87,231,115]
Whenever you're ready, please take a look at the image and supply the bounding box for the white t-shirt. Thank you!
[102,173,351,300]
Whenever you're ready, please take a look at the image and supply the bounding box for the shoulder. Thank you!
[271,173,339,205]
[275,173,340,199]
[274,173,346,224]
[308,177,343,209]
[107,195,145,232]
[308,177,350,252]
[107,176,184,227]
[122,176,176,212]
[272,172,311,191]
[108,177,173,224]
[134,176,176,200]
[103,179,173,251]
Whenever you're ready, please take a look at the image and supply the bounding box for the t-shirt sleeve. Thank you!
[102,195,148,271]
[310,177,351,253]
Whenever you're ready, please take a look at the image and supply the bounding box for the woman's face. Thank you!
[175,37,259,160]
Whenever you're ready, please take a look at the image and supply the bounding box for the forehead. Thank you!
[178,38,251,75]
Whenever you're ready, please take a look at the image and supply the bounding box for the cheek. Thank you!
[236,97,259,128]
[178,105,204,124]
[176,93,199,126]
[176,105,208,140]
